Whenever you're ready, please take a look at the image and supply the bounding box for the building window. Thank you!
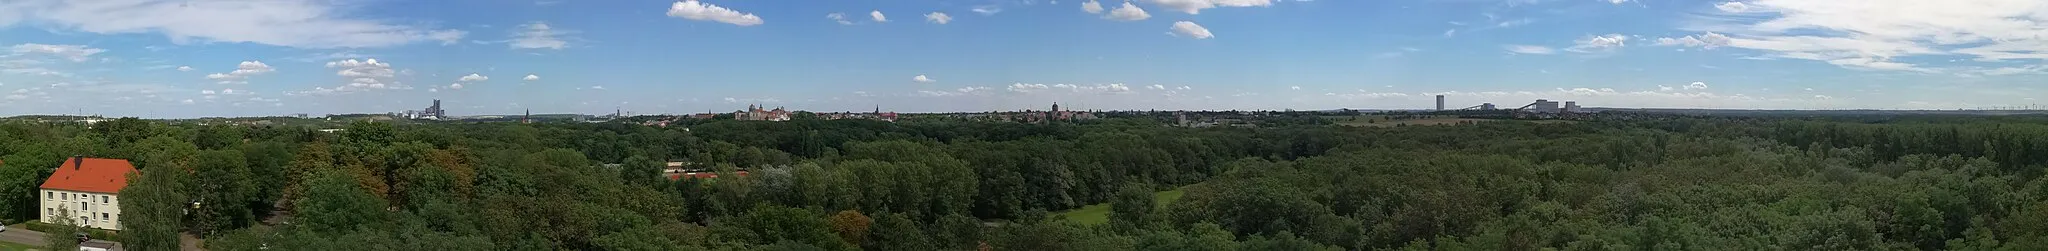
[47,208,53,216]
[46,191,51,199]
[101,196,107,203]
[101,213,109,222]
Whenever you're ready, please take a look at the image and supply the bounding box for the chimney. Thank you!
[72,155,83,170]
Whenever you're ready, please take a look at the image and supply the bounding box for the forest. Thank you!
[3,112,2048,250]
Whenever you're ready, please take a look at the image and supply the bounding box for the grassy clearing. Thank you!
[0,241,39,251]
[1058,187,1187,225]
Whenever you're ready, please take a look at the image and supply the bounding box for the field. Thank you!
[1058,187,1187,225]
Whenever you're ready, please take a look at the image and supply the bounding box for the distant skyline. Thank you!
[1,0,2045,118]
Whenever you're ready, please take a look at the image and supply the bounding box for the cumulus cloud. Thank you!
[1147,84,1167,90]
[1169,21,1214,39]
[1566,34,1629,53]
[1653,32,1731,49]
[449,83,464,89]
[667,0,764,26]
[1147,0,1273,14]
[1685,81,1709,90]
[1105,2,1152,21]
[524,74,540,81]
[8,43,105,62]
[1290,86,1302,90]
[205,61,274,84]
[509,22,571,50]
[912,74,936,83]
[826,13,854,25]
[292,58,407,95]
[1503,45,1556,54]
[870,10,888,22]
[458,73,489,82]
[0,0,465,48]
[176,66,193,71]
[1008,83,1050,93]
[1082,0,1105,13]
[925,12,952,24]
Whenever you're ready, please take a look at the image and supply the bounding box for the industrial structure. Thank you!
[1450,99,1585,116]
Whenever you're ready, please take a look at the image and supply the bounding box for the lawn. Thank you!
[0,241,38,251]
[1058,187,1187,225]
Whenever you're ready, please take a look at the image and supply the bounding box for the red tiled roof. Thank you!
[39,157,137,194]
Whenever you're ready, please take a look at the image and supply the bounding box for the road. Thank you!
[0,224,128,251]
[0,225,46,248]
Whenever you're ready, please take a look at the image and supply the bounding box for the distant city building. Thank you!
[408,99,447,120]
[1436,95,1446,111]
[734,105,792,121]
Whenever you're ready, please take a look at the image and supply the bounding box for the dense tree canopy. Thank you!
[4,113,2048,250]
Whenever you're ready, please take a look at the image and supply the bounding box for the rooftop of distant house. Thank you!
[39,157,138,194]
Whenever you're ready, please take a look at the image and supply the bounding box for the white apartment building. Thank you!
[37,157,136,231]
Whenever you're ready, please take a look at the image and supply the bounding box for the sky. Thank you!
[0,0,2046,118]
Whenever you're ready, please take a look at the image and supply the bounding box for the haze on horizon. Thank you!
[0,0,2044,118]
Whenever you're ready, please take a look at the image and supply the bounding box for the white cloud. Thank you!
[449,83,464,89]
[428,88,438,93]
[1503,45,1556,54]
[870,10,889,22]
[826,13,854,25]
[925,12,953,24]
[201,90,217,95]
[458,73,489,82]
[8,43,105,62]
[1105,2,1152,21]
[1566,34,1630,53]
[912,74,936,83]
[1290,86,1301,90]
[1607,0,1632,4]
[0,0,465,49]
[1653,32,1731,49]
[176,66,192,71]
[508,22,572,50]
[667,0,764,26]
[1147,84,1167,90]
[180,99,194,104]
[1082,0,1105,13]
[1169,21,1215,39]
[1713,2,1748,12]
[1008,83,1050,92]
[1687,0,2048,72]
[293,58,406,95]
[1146,0,1273,14]
[204,61,273,84]
[972,6,1003,15]
[232,61,273,75]
[1497,19,1534,28]
[524,74,540,81]
[1685,81,1709,90]
[589,86,605,90]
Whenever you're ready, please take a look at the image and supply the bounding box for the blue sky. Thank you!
[0,0,2044,118]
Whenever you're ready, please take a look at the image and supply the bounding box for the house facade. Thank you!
[39,157,136,231]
